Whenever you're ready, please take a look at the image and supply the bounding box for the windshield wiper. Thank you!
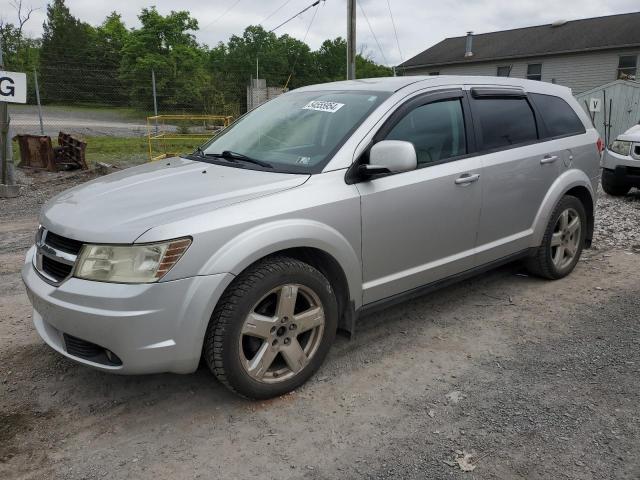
[203,150,273,168]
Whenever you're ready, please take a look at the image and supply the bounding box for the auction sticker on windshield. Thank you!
[303,100,345,113]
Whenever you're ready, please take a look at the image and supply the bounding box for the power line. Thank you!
[269,0,324,33]
[259,0,295,25]
[357,1,388,66]
[283,0,321,89]
[385,0,403,65]
[200,0,243,31]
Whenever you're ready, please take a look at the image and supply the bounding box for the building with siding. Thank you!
[398,12,640,94]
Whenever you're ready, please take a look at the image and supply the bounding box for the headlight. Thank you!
[609,140,631,156]
[75,238,191,283]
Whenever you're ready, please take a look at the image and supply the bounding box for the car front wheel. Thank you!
[601,169,630,196]
[204,256,337,399]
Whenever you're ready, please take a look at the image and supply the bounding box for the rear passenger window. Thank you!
[472,98,538,150]
[531,93,585,138]
[385,99,466,166]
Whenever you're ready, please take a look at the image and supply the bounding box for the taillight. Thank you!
[596,138,604,154]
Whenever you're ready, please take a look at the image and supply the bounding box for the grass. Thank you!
[12,136,204,168]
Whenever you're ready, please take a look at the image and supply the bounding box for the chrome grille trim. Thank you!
[34,227,81,286]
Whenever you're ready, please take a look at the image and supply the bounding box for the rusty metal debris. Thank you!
[15,132,88,172]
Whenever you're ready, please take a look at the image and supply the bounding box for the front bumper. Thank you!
[22,246,234,374]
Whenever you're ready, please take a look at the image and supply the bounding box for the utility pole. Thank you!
[151,69,159,135]
[0,34,19,197]
[346,0,356,80]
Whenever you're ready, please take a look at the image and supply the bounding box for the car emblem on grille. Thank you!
[34,227,77,284]
[35,227,47,272]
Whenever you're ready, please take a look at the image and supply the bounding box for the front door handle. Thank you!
[540,155,559,164]
[454,173,480,185]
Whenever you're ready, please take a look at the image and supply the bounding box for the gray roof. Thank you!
[400,12,640,69]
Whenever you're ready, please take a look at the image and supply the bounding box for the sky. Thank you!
[3,0,639,66]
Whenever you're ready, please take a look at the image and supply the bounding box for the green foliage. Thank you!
[119,7,208,111]
[12,1,393,114]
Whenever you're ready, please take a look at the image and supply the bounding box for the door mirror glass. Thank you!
[366,140,417,174]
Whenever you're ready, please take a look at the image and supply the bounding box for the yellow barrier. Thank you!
[147,114,233,161]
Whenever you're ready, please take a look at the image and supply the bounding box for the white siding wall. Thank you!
[409,48,640,94]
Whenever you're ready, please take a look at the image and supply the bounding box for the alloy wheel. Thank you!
[550,207,581,270]
[238,284,325,383]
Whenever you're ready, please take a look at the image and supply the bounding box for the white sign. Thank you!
[588,97,601,113]
[303,100,345,113]
[0,70,27,104]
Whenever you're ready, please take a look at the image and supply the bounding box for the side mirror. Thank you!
[361,140,417,176]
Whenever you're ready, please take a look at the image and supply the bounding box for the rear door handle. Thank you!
[540,155,559,164]
[454,173,480,185]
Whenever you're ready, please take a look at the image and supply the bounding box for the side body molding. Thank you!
[201,219,364,310]
[530,168,595,247]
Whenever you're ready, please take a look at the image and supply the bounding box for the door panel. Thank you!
[474,142,561,265]
[468,92,561,264]
[358,157,482,304]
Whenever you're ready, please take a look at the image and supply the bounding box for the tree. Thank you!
[0,1,39,101]
[120,8,208,111]
[39,0,97,103]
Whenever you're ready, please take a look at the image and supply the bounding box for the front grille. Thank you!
[628,166,640,177]
[35,228,84,284]
[42,255,73,282]
[45,231,84,254]
[63,334,122,366]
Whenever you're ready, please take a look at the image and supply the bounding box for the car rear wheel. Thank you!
[526,195,587,280]
[601,170,630,196]
[203,256,337,399]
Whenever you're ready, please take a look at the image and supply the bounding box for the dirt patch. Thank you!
[1,168,639,479]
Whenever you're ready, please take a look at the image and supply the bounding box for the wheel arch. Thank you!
[200,220,362,330]
[532,169,595,248]
[564,185,595,248]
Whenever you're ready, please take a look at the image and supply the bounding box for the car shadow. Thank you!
[10,260,543,414]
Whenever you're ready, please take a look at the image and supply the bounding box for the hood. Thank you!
[41,157,309,243]
[618,124,640,142]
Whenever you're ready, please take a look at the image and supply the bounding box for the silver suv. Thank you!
[23,76,601,399]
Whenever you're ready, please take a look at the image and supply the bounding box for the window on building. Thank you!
[471,98,538,150]
[617,55,638,80]
[526,64,542,81]
[530,93,585,138]
[496,66,511,77]
[428,72,440,76]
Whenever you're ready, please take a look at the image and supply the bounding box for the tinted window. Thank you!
[473,98,538,150]
[531,93,585,138]
[385,99,466,166]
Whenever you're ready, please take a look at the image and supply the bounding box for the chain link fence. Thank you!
[10,65,288,165]
[11,67,266,138]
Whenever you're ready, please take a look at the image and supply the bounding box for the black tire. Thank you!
[601,170,630,196]
[203,255,338,399]
[526,195,587,280]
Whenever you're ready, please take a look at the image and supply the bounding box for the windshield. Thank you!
[199,90,390,173]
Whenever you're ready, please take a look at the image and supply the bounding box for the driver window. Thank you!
[385,99,466,166]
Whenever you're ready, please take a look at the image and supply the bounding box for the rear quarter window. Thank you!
[530,93,585,138]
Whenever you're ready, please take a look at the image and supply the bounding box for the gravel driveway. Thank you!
[9,105,148,138]
[1,171,638,480]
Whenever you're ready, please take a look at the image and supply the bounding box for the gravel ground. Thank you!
[1,170,639,479]
[591,188,640,251]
